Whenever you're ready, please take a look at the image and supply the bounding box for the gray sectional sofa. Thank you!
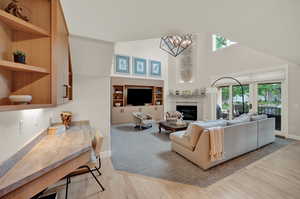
[170,115,275,170]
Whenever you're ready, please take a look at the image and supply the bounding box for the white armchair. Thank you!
[165,111,184,121]
[132,112,154,129]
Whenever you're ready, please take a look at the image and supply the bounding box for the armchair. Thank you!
[132,112,154,129]
[165,111,183,121]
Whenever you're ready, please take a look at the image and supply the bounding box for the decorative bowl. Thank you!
[9,95,32,104]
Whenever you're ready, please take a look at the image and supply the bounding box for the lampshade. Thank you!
[160,34,193,57]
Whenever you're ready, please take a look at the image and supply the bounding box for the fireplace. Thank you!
[176,105,197,121]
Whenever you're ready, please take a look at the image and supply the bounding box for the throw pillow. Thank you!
[250,114,268,121]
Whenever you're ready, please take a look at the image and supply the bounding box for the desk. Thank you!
[0,123,97,199]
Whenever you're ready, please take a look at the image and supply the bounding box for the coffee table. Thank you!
[158,121,189,133]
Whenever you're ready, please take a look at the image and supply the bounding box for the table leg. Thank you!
[159,125,161,133]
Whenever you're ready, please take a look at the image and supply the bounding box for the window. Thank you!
[212,34,237,51]
[232,85,250,117]
[257,83,282,130]
[217,86,230,120]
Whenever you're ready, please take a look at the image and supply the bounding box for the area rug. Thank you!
[111,123,294,187]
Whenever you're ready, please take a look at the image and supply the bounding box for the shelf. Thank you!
[0,104,54,112]
[0,10,50,37]
[113,99,124,101]
[0,60,50,74]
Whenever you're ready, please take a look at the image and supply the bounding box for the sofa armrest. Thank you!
[145,114,153,120]
[257,118,275,147]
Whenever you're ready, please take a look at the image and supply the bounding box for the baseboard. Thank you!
[100,150,112,159]
[287,134,300,141]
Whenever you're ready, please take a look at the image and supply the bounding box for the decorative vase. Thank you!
[60,111,72,129]
[14,54,26,64]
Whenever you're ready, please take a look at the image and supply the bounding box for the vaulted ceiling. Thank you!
[61,0,300,64]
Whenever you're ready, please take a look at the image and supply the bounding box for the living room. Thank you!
[110,32,300,187]
[0,0,300,199]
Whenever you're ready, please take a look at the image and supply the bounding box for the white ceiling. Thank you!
[61,0,300,64]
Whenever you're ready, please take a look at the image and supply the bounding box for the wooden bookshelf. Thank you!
[112,85,124,107]
[0,9,50,37]
[0,60,49,74]
[0,0,72,110]
[153,87,163,106]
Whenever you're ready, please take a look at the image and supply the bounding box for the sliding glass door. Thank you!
[217,84,250,120]
[232,85,250,118]
[217,86,230,120]
[257,83,282,131]
[217,81,283,133]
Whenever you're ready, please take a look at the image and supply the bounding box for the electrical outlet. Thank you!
[49,117,53,125]
[19,120,23,134]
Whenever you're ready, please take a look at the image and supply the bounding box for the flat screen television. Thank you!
[127,88,152,106]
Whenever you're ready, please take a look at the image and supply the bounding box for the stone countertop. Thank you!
[0,122,93,197]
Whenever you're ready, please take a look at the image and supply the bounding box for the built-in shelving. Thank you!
[112,85,124,107]
[0,9,50,37]
[0,104,54,112]
[0,0,72,110]
[153,87,163,105]
[0,60,49,74]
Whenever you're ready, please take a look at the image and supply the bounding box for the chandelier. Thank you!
[160,34,193,57]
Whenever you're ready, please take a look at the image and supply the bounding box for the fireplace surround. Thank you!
[176,105,197,121]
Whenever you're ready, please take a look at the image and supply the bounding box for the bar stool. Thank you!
[64,130,105,199]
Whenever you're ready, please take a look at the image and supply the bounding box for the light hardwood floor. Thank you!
[52,141,300,199]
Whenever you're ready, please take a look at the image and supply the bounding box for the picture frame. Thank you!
[133,57,147,76]
[115,55,130,74]
[149,60,161,77]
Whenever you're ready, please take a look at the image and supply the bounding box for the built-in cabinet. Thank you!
[112,105,164,124]
[112,85,163,107]
[0,0,72,111]
[111,83,164,124]
[52,0,72,104]
[112,85,124,107]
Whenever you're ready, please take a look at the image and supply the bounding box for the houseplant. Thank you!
[13,50,26,64]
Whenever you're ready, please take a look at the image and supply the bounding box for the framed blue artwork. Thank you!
[133,57,147,75]
[149,60,161,77]
[115,55,130,74]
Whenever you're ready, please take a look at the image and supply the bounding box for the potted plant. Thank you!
[13,50,26,64]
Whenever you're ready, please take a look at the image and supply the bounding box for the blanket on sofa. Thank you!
[208,127,224,162]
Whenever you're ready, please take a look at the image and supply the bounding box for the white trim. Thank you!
[287,134,300,141]
[100,150,112,159]
[209,65,289,135]
[209,65,288,86]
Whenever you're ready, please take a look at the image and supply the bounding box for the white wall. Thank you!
[0,109,53,163]
[168,32,300,138]
[0,35,113,164]
[287,63,300,139]
[52,35,113,153]
[113,39,168,80]
[113,39,169,109]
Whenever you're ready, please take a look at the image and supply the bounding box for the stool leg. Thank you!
[79,165,105,192]
[95,167,102,176]
[95,157,102,176]
[65,176,70,199]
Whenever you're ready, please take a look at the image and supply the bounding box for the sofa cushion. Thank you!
[251,114,268,121]
[227,114,251,125]
[185,120,227,147]
[170,131,194,151]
